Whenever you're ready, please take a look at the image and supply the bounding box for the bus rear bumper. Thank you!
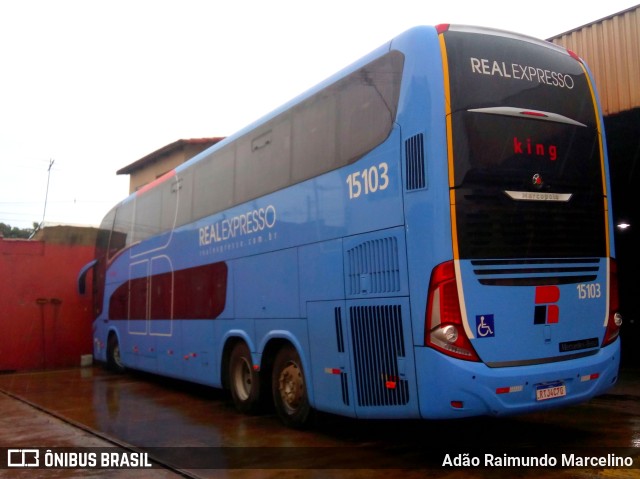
[415,341,620,419]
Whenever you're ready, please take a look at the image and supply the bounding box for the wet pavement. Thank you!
[0,365,638,478]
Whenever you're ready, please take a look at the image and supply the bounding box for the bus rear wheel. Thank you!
[107,334,125,373]
[272,345,311,428]
[229,342,262,414]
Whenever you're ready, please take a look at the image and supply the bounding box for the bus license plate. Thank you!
[536,382,566,401]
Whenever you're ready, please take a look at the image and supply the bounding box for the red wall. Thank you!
[0,226,97,371]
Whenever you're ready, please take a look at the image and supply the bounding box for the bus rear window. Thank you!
[443,30,604,193]
[451,111,602,192]
[442,29,606,260]
[444,30,596,125]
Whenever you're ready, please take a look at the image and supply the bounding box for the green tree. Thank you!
[0,222,35,239]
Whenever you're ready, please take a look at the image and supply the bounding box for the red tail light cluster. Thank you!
[602,259,622,347]
[426,261,479,361]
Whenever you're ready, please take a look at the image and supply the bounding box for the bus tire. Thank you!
[107,334,125,373]
[272,344,312,428]
[229,342,262,414]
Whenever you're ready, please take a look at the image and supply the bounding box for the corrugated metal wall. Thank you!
[550,5,640,116]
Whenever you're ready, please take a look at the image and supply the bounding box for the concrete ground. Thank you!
[0,365,638,478]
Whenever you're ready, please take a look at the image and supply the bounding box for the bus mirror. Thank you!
[77,259,97,295]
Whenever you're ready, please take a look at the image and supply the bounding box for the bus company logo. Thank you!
[469,57,575,89]
[534,285,560,325]
[199,205,277,247]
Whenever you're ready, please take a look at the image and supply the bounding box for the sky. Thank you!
[1,0,638,229]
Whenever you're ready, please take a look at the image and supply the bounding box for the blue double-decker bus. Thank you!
[79,24,621,427]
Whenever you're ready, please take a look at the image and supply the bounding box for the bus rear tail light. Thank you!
[602,259,622,347]
[426,261,479,361]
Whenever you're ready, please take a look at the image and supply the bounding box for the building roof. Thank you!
[548,5,640,116]
[548,4,640,40]
[116,137,224,175]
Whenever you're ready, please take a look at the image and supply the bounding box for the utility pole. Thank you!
[41,159,54,228]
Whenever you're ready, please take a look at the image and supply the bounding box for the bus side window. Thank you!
[109,201,133,260]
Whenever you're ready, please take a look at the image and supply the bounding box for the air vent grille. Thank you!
[472,258,601,286]
[405,133,426,190]
[335,307,345,353]
[347,237,400,295]
[350,305,409,407]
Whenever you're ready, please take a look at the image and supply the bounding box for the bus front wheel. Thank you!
[272,345,311,428]
[107,334,125,373]
[229,342,262,414]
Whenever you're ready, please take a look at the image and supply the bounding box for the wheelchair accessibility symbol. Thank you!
[475,315,495,338]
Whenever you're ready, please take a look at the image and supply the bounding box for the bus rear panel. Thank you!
[415,25,619,418]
